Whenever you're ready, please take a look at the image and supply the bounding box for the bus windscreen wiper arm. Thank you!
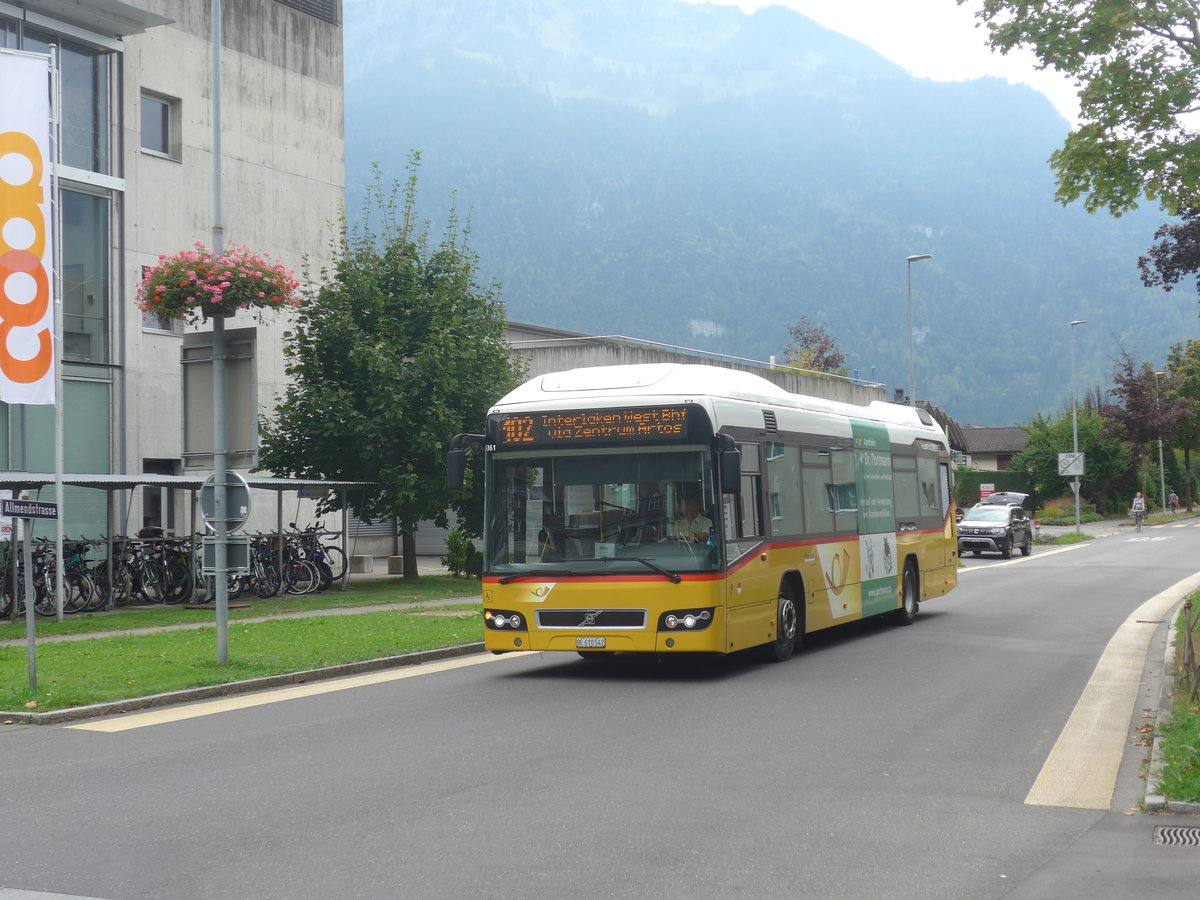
[620,558,682,583]
[498,569,588,584]
[497,560,681,584]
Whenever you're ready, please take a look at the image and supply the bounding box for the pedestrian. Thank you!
[1169,490,1179,514]
[1131,491,1146,531]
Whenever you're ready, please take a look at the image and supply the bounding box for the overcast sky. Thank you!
[689,0,1080,124]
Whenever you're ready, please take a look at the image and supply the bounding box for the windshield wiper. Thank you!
[606,557,682,583]
[497,559,682,584]
[498,569,589,584]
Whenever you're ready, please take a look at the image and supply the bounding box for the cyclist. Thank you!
[1131,491,1146,532]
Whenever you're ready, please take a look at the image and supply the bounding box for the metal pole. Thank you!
[1070,320,1086,534]
[50,46,65,623]
[1156,371,1167,513]
[905,255,931,406]
[22,516,36,694]
[211,0,228,665]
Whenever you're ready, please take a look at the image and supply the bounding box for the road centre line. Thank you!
[67,652,534,733]
[1024,571,1200,810]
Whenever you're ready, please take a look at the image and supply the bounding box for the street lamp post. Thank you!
[905,254,932,406]
[1070,320,1087,534]
[1155,370,1167,513]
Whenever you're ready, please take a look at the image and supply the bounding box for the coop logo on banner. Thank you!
[0,51,54,405]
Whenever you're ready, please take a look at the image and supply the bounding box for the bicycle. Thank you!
[291,521,345,583]
[288,523,335,591]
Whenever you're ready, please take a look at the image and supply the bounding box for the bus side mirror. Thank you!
[447,448,468,492]
[446,433,485,492]
[716,434,741,494]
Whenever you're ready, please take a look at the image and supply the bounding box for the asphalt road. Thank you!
[2,523,1199,899]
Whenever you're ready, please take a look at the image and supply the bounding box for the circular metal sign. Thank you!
[199,470,252,533]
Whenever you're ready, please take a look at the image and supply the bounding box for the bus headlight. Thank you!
[484,609,527,632]
[658,609,713,632]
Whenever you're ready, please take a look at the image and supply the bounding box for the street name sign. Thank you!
[0,498,58,519]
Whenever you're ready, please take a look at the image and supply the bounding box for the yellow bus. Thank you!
[448,363,957,662]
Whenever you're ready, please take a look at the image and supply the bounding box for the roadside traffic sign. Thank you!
[199,471,252,533]
[1058,452,1085,477]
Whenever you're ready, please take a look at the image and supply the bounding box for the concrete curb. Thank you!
[1143,604,1200,815]
[0,642,485,726]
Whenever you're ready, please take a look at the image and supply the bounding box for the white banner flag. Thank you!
[0,51,55,405]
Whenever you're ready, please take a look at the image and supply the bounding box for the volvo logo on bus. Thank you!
[580,610,601,627]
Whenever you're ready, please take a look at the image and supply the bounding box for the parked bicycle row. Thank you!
[1,523,347,618]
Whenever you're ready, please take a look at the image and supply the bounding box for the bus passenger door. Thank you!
[723,445,775,652]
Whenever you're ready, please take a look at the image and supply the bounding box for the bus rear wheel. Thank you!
[762,582,799,662]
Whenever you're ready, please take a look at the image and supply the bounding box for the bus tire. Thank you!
[762,581,800,662]
[892,562,918,626]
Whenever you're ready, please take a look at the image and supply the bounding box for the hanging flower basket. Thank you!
[136,242,302,325]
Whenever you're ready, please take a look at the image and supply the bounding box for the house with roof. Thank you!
[961,425,1028,471]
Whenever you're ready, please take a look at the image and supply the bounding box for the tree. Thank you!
[1166,338,1200,509]
[259,154,523,578]
[1138,206,1200,300]
[782,316,847,374]
[1103,349,1189,501]
[1010,409,1130,509]
[963,1,1200,214]
[1104,350,1189,449]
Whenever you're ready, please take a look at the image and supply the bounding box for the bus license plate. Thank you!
[576,637,606,649]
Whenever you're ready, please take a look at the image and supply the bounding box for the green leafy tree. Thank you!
[1010,409,1130,509]
[1167,338,1200,509]
[963,1,1200,214]
[259,154,522,578]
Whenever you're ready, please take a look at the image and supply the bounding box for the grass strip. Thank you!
[1035,533,1092,546]
[1155,599,1200,803]
[0,575,481,641]
[1,607,482,712]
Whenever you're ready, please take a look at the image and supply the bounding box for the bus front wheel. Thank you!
[762,582,799,662]
[892,563,918,626]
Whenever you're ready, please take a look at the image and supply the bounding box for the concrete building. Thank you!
[1,0,344,534]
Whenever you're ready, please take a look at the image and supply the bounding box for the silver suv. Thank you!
[957,497,1032,559]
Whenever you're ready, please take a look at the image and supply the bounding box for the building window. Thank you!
[140,92,179,160]
[140,266,175,333]
[22,28,112,174]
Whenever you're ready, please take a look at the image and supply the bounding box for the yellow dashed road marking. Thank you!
[68,652,534,733]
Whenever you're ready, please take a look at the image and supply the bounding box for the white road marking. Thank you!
[1024,572,1200,810]
[958,542,1086,571]
[67,652,534,733]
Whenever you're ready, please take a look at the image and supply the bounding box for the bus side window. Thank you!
[722,474,762,561]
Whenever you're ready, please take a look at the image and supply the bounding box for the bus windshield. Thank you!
[486,446,721,575]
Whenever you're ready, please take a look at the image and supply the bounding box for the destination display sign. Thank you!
[493,405,696,446]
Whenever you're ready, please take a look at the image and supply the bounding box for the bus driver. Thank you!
[669,493,712,543]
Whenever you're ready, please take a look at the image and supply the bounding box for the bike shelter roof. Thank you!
[0,473,373,493]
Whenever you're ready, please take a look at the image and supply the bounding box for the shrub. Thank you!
[442,527,482,578]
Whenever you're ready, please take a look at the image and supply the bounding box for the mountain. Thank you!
[341,0,1193,424]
